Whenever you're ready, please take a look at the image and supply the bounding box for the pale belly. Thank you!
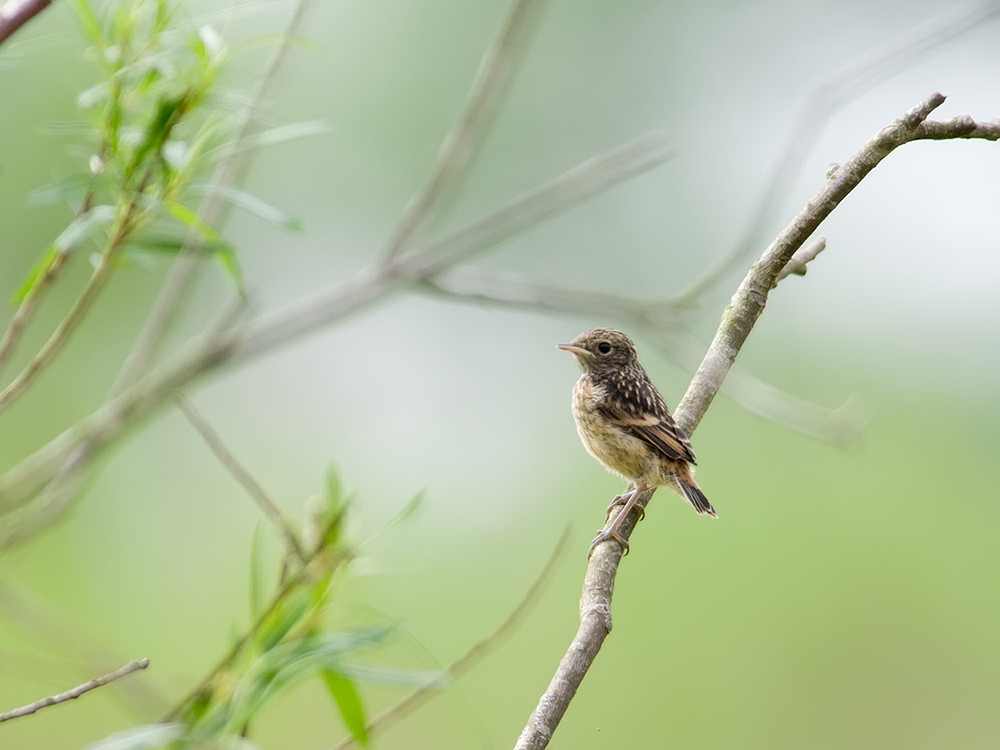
[571,376,670,487]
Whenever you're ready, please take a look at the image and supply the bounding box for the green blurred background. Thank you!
[1,0,999,748]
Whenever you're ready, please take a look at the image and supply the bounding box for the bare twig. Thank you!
[512,93,999,750]
[173,392,307,565]
[0,658,149,723]
[110,0,315,396]
[381,0,543,263]
[0,0,51,47]
[774,236,826,285]
[330,527,570,750]
[675,0,1000,305]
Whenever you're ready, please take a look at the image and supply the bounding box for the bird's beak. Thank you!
[556,343,591,357]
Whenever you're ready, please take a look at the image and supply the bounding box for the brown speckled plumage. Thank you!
[558,328,715,554]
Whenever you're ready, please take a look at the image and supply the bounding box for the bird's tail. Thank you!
[680,480,717,518]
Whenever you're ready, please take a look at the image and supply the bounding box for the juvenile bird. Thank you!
[558,328,716,556]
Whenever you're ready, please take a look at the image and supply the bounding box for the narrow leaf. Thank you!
[12,248,60,304]
[193,184,303,233]
[69,0,104,47]
[249,524,264,620]
[323,670,369,746]
[52,205,117,253]
[81,723,184,750]
[216,120,331,157]
[28,173,94,207]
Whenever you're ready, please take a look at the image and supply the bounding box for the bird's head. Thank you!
[557,328,639,376]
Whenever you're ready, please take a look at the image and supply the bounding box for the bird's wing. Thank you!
[598,375,697,464]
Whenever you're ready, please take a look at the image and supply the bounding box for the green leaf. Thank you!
[216,245,246,298]
[12,248,60,304]
[193,184,303,233]
[77,81,112,109]
[214,120,332,158]
[70,0,104,47]
[325,465,342,508]
[323,670,369,746]
[369,488,425,545]
[52,205,117,253]
[27,173,94,206]
[81,723,183,750]
[249,524,264,620]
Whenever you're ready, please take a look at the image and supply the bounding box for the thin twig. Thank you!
[674,0,1000,306]
[774,236,826,285]
[0,0,51,47]
[0,658,149,723]
[109,0,315,396]
[381,0,543,263]
[173,392,307,565]
[512,93,999,750]
[330,527,570,750]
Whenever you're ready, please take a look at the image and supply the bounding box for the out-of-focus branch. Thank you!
[0,132,672,524]
[676,0,1000,305]
[381,0,543,263]
[512,93,999,750]
[174,393,307,565]
[109,0,315,395]
[329,527,570,750]
[0,658,149,723]
[0,0,51,47]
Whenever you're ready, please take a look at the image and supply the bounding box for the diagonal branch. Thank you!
[512,93,1000,750]
[0,658,149,723]
[174,393,307,565]
[675,0,1000,306]
[381,0,544,263]
[0,0,52,47]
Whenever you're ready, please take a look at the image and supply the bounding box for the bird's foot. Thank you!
[606,492,646,521]
[589,527,630,558]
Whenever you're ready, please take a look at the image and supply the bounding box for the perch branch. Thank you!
[0,658,148,723]
[512,93,999,750]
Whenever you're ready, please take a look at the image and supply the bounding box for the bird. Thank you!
[557,328,716,556]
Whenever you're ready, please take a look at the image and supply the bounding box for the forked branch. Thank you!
[512,93,1000,750]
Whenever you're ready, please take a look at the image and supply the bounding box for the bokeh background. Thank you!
[1,0,999,748]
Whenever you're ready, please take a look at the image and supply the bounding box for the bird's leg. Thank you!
[590,485,646,558]
[605,484,647,521]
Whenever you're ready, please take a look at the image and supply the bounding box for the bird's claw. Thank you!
[589,527,630,558]
[606,493,645,521]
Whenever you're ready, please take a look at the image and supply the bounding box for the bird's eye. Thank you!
[597,342,612,354]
